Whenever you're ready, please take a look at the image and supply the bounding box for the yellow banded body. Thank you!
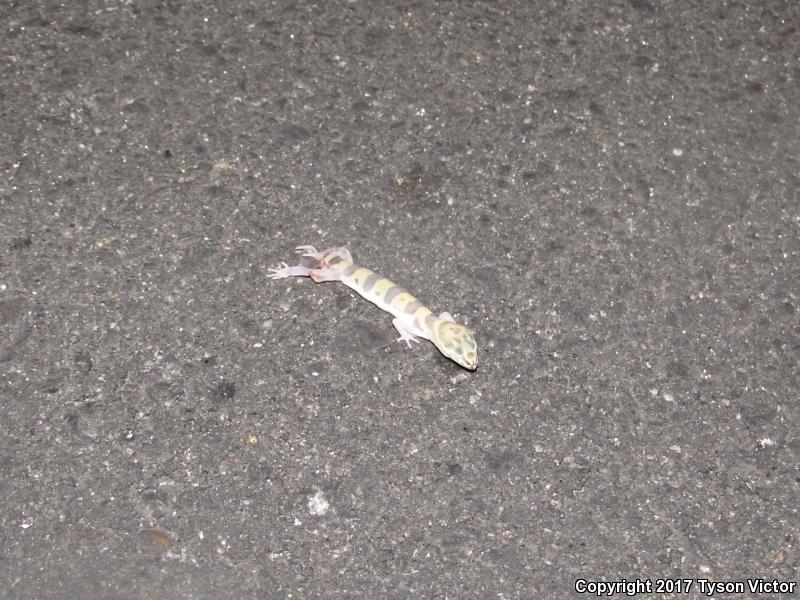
[324,255,436,339]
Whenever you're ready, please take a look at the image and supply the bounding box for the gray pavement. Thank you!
[1,1,798,598]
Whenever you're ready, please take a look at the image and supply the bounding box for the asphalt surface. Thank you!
[2,1,799,598]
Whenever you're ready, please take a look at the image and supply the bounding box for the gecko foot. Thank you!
[295,245,321,260]
[396,335,421,349]
[392,318,421,348]
[268,262,311,279]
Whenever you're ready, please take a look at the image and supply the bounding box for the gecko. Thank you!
[268,245,478,370]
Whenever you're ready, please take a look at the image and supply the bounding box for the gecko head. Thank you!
[433,322,478,370]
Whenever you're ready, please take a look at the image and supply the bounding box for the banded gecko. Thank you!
[269,245,478,370]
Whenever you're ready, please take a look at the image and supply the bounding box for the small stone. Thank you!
[308,490,329,516]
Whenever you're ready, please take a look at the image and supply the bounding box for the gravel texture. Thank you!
[1,1,798,598]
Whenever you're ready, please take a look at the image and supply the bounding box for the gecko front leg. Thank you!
[392,318,422,348]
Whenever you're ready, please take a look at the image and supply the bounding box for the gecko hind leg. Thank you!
[268,263,340,283]
[295,245,320,259]
[268,262,311,279]
[296,245,352,264]
[308,268,341,283]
